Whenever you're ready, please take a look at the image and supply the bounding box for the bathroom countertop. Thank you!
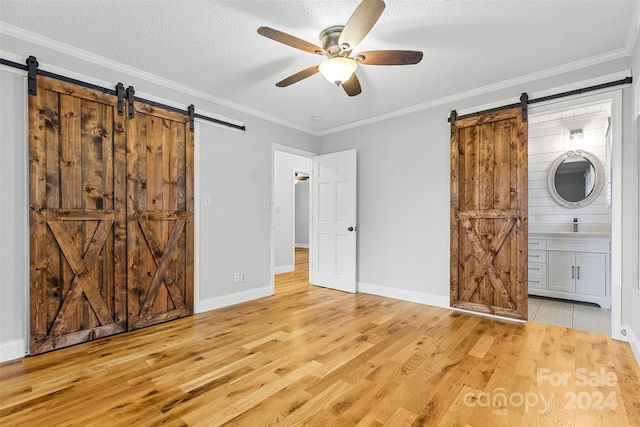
[529,231,611,238]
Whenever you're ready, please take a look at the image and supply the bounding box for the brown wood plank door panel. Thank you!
[126,103,194,330]
[450,107,528,320]
[29,76,127,354]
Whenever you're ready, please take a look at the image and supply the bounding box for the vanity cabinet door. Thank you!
[548,251,576,292]
[576,252,607,296]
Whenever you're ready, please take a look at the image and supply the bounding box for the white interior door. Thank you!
[310,149,357,293]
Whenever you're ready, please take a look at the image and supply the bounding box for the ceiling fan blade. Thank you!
[276,66,320,87]
[342,73,362,97]
[258,27,324,55]
[357,50,423,65]
[339,0,386,51]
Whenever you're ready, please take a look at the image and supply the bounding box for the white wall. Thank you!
[274,151,310,273]
[0,31,319,361]
[295,180,310,247]
[529,112,611,233]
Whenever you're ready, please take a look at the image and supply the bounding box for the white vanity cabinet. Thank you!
[528,233,610,308]
[548,251,607,295]
[528,239,547,291]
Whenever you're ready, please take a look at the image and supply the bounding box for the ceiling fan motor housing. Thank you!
[320,25,349,56]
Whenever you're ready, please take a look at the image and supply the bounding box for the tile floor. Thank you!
[528,295,611,334]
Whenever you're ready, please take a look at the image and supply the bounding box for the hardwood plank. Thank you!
[4,249,639,426]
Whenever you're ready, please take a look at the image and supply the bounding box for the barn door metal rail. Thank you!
[1,56,246,132]
[447,76,632,124]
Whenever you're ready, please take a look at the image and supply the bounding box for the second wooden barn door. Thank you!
[450,106,528,320]
[29,76,193,354]
[126,102,194,330]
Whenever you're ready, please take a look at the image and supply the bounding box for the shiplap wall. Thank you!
[528,110,611,233]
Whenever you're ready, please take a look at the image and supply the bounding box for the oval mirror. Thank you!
[547,150,604,208]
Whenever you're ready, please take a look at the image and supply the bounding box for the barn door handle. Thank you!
[348,226,354,232]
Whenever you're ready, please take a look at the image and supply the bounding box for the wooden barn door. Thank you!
[29,76,193,354]
[126,102,194,330]
[450,106,528,320]
[29,76,127,354]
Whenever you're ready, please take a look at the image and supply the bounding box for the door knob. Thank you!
[348,226,354,232]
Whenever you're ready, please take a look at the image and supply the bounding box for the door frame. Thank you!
[293,167,311,252]
[271,144,317,293]
[527,89,623,340]
[455,86,623,337]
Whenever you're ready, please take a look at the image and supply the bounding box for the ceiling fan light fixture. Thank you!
[318,57,358,86]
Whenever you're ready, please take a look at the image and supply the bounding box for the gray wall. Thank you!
[319,57,639,333]
[273,151,311,272]
[196,120,316,304]
[0,69,28,352]
[295,180,310,247]
[321,109,452,299]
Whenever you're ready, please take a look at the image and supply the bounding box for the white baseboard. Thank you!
[274,265,294,275]
[0,339,26,363]
[357,282,525,324]
[197,286,272,314]
[357,282,450,309]
[295,244,309,249]
[622,323,640,367]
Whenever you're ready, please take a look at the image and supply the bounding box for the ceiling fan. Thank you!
[257,0,423,97]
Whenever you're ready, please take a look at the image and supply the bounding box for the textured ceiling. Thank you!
[1,0,638,134]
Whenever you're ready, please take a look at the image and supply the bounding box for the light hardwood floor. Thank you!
[1,248,639,426]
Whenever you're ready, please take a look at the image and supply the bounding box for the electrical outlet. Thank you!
[386,266,393,277]
[233,272,240,283]
[203,195,212,207]
[240,272,247,282]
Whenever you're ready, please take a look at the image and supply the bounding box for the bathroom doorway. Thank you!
[527,90,622,336]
